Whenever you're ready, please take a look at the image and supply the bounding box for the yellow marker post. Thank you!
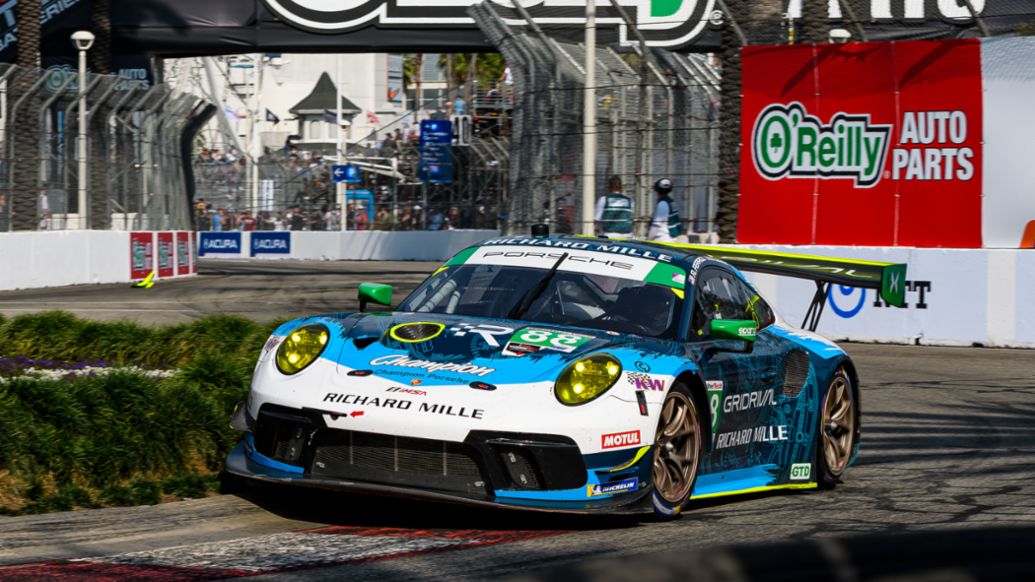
[133,271,156,289]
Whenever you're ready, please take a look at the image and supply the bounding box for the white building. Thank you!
[166,53,408,157]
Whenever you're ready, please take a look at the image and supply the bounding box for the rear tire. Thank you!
[817,367,857,489]
[651,386,704,518]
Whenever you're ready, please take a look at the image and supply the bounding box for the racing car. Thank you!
[226,235,906,516]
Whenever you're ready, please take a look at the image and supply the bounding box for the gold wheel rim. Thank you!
[652,392,701,504]
[821,374,855,476]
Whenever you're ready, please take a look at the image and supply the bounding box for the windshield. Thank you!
[398,264,683,338]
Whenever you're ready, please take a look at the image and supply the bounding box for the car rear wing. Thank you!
[657,243,908,331]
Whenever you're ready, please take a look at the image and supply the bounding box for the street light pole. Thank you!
[71,31,95,229]
[581,0,597,236]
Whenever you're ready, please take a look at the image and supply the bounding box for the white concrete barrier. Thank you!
[198,230,499,261]
[0,230,196,292]
[738,246,1035,348]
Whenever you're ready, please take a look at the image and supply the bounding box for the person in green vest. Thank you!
[594,175,634,238]
[648,178,683,242]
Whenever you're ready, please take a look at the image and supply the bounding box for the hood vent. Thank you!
[389,322,446,343]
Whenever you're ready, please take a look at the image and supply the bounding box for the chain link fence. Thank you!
[0,63,213,232]
[192,118,509,232]
[470,2,720,238]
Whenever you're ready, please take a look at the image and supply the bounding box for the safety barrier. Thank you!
[197,230,500,261]
[0,231,196,291]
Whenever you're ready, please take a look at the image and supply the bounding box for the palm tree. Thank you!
[89,0,111,74]
[88,0,112,228]
[801,0,831,44]
[10,0,41,230]
[714,0,746,242]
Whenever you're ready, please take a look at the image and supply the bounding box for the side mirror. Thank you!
[358,283,393,312]
[709,319,758,342]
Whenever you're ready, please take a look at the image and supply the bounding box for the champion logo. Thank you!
[601,430,641,449]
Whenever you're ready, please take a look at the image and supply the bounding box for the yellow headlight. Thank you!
[275,324,330,375]
[554,354,622,406]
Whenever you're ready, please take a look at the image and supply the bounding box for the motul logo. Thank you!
[601,430,641,449]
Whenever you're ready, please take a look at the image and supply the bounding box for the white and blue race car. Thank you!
[226,236,906,517]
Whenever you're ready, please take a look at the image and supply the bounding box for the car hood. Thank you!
[314,311,646,386]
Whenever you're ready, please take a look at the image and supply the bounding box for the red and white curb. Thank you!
[0,525,563,580]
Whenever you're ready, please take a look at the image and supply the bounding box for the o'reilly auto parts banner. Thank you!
[739,39,983,248]
[740,37,1035,249]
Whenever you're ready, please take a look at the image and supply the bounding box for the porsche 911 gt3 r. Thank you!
[226,236,906,516]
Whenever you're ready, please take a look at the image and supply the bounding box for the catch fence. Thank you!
[469,2,721,237]
[0,63,213,232]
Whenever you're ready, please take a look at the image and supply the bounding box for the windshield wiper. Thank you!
[507,252,568,320]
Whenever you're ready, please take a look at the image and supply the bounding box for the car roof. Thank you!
[474,235,713,272]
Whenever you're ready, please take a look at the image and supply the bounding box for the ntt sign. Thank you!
[262,0,717,47]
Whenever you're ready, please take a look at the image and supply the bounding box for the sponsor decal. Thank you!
[634,361,651,373]
[689,256,706,285]
[503,328,592,356]
[386,386,427,397]
[601,430,641,449]
[251,232,291,256]
[199,232,242,255]
[587,477,639,497]
[410,379,423,386]
[417,402,484,420]
[705,380,723,434]
[790,463,812,481]
[724,388,775,413]
[829,280,932,319]
[129,232,154,280]
[482,250,635,272]
[323,393,484,420]
[625,372,664,392]
[449,323,514,347]
[369,354,494,377]
[753,102,976,189]
[892,111,975,182]
[715,425,788,449]
[752,102,892,188]
[324,393,412,409]
[260,1,715,47]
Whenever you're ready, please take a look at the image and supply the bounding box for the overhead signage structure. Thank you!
[0,0,1027,59]
[261,0,718,48]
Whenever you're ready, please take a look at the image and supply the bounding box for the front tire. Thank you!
[651,387,704,518]
[817,367,857,489]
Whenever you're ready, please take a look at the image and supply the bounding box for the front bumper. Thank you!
[226,402,653,514]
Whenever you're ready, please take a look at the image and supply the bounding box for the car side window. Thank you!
[690,268,753,339]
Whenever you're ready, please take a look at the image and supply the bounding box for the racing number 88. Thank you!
[517,329,581,348]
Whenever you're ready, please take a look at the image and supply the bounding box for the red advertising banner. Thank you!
[176,231,191,276]
[157,232,175,278]
[129,232,154,280]
[739,39,983,248]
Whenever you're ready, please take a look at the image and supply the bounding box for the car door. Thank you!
[686,266,786,475]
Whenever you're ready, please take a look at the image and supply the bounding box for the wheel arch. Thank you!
[673,369,712,453]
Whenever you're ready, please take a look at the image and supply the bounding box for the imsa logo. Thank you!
[752,102,892,188]
[262,0,715,48]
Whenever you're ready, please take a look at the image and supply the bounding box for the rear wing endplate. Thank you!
[657,243,908,331]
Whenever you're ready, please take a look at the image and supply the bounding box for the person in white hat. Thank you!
[648,178,683,242]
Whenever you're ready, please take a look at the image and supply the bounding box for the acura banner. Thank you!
[739,37,1035,249]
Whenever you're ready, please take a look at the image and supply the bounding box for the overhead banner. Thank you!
[3,0,1030,60]
[739,39,984,248]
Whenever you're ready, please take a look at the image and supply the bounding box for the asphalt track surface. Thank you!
[2,260,1034,580]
